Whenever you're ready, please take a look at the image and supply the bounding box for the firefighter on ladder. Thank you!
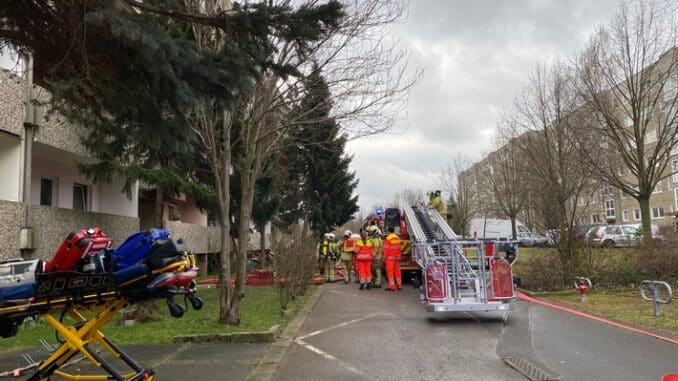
[368,225,383,288]
[354,230,373,290]
[428,190,447,222]
[383,226,402,291]
[340,230,354,283]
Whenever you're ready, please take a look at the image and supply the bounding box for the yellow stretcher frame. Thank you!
[0,253,199,381]
[31,298,154,381]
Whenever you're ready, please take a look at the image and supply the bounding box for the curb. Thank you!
[247,285,324,381]
[173,324,280,344]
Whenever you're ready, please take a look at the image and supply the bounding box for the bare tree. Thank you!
[391,188,426,207]
[226,0,419,324]
[508,62,593,280]
[440,153,476,237]
[476,132,528,240]
[573,0,678,240]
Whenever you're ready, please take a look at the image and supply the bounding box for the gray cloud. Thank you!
[347,0,622,214]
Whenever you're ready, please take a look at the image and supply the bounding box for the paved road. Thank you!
[275,283,524,381]
[275,283,678,381]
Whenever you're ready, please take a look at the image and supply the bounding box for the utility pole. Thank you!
[21,53,39,256]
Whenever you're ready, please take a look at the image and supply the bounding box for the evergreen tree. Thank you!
[284,71,359,236]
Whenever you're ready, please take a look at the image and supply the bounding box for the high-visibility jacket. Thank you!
[354,239,373,261]
[428,195,447,216]
[383,233,402,259]
[342,237,355,252]
[327,241,339,260]
[369,236,383,261]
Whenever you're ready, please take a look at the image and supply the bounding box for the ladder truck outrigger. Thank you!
[398,199,518,314]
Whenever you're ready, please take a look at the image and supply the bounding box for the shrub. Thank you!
[273,229,318,312]
[634,235,678,279]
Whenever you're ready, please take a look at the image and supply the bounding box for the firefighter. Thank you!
[368,225,383,288]
[324,233,339,283]
[354,230,373,290]
[317,233,330,278]
[340,230,355,283]
[383,226,402,291]
[428,190,448,221]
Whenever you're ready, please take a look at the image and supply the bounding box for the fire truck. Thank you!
[396,200,518,314]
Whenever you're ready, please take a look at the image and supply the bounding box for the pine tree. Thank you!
[285,71,359,236]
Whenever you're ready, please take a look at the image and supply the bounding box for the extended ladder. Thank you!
[401,200,516,313]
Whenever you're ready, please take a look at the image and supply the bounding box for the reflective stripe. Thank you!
[355,240,373,261]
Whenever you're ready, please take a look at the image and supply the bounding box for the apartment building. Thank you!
[0,67,220,272]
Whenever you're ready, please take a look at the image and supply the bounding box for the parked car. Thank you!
[517,232,549,247]
[584,224,640,247]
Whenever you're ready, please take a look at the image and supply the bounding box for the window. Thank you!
[591,192,598,203]
[664,76,677,103]
[622,210,629,222]
[40,178,57,206]
[604,199,615,218]
[578,196,585,207]
[591,214,601,223]
[634,208,641,220]
[620,190,627,199]
[72,183,89,211]
[654,180,662,193]
[645,130,657,145]
[652,206,665,219]
[672,159,678,183]
[603,185,613,196]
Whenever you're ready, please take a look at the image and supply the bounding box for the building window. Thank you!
[652,206,665,219]
[72,183,89,211]
[603,185,613,196]
[604,199,615,218]
[578,196,585,206]
[591,214,601,224]
[591,192,598,203]
[672,159,678,184]
[634,208,641,220]
[664,76,677,103]
[654,180,662,193]
[622,210,629,222]
[40,178,57,206]
[645,130,657,145]
[620,189,627,199]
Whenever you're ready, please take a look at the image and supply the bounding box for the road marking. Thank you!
[517,291,678,346]
[297,312,383,340]
[295,339,366,377]
[294,313,383,377]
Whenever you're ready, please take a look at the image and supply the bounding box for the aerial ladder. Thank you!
[400,200,517,313]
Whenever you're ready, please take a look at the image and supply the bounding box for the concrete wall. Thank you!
[163,220,221,254]
[0,69,25,137]
[0,133,21,202]
[0,200,139,261]
[0,200,24,261]
[99,177,138,218]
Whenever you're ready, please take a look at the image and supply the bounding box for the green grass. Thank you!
[536,289,678,339]
[0,285,315,348]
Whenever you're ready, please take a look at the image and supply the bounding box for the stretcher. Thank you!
[0,229,203,381]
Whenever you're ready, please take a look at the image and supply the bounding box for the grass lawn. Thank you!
[0,285,315,348]
[534,289,678,340]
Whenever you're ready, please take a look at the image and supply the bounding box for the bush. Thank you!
[273,230,318,312]
[634,236,678,279]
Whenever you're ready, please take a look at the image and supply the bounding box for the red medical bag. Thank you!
[45,228,112,272]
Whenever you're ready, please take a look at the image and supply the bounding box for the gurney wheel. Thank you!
[166,300,186,318]
[190,296,204,311]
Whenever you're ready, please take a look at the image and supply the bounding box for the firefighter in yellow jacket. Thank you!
[340,230,355,283]
[368,225,383,288]
[318,233,339,283]
[428,190,447,222]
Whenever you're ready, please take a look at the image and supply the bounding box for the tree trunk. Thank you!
[154,189,164,228]
[510,214,517,240]
[227,163,257,325]
[218,110,233,324]
[259,223,266,269]
[638,195,652,242]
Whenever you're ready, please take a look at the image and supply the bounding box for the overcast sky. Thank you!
[346,0,623,215]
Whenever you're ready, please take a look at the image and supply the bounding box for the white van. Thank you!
[468,218,531,240]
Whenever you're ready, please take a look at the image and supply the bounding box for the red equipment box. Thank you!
[45,228,111,272]
[424,262,448,302]
[489,258,514,299]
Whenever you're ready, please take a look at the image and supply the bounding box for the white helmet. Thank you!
[327,233,335,240]
[344,230,352,237]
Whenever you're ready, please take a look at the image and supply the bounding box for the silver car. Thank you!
[585,225,639,247]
